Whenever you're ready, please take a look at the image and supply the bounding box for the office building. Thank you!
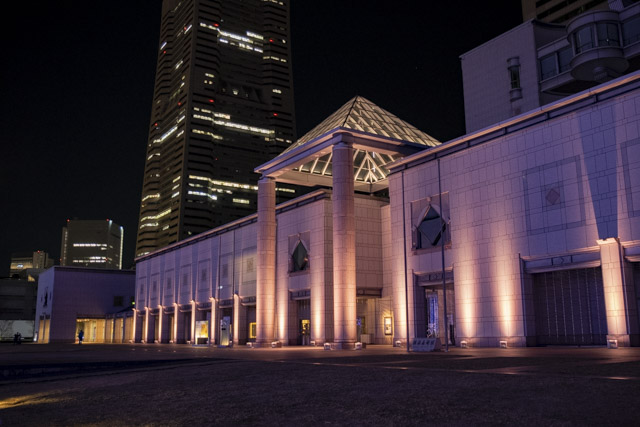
[60,219,124,269]
[136,0,297,258]
[9,251,54,277]
[462,1,640,133]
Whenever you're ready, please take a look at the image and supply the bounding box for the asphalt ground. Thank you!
[0,343,639,426]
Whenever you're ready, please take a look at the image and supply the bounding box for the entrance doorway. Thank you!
[246,306,256,343]
[356,298,375,344]
[219,307,233,346]
[533,267,607,345]
[76,318,106,343]
[422,286,456,345]
[297,299,310,345]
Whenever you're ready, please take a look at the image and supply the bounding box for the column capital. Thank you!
[597,237,620,246]
[333,140,353,150]
[259,175,276,184]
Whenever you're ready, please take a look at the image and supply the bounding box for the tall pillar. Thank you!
[332,141,357,347]
[144,308,152,343]
[256,176,277,346]
[190,301,197,344]
[598,238,639,346]
[233,294,248,345]
[210,297,217,345]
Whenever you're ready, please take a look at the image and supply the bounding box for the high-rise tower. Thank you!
[136,0,296,257]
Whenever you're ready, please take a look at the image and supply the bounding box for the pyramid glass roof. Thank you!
[284,96,440,185]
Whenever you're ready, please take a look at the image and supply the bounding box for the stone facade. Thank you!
[135,73,640,348]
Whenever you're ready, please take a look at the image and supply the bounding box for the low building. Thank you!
[135,78,640,347]
[461,1,640,132]
[35,267,135,343]
[0,278,38,341]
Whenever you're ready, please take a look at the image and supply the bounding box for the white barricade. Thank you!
[411,338,441,352]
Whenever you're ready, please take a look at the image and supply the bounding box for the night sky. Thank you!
[0,1,522,276]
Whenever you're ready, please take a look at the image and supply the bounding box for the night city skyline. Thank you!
[0,2,522,276]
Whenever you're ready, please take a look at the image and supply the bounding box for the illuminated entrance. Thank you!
[297,299,310,345]
[415,271,455,345]
[76,318,106,343]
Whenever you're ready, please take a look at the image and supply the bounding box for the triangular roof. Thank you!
[257,96,440,192]
[283,96,440,154]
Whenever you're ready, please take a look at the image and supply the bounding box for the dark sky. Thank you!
[0,1,522,276]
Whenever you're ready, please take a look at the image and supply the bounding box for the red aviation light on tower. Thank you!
[209,99,214,103]
[273,113,278,117]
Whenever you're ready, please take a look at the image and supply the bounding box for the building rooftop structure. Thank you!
[462,1,640,132]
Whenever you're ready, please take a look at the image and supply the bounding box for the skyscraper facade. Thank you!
[521,0,610,23]
[60,220,124,269]
[136,0,296,257]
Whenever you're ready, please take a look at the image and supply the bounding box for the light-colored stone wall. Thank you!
[461,22,541,133]
[391,81,640,346]
[135,191,391,346]
[35,267,135,343]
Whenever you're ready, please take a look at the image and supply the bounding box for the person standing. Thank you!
[78,330,84,345]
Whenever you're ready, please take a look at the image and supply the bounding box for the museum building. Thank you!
[134,76,640,348]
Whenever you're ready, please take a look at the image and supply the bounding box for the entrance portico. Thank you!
[254,96,439,347]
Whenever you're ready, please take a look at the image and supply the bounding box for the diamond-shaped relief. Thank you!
[546,188,561,205]
[418,207,445,246]
[292,241,308,271]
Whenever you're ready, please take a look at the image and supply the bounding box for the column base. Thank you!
[606,334,639,347]
[254,340,281,348]
[331,341,357,350]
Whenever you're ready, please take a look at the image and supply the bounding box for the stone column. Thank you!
[144,308,152,343]
[233,295,249,345]
[256,176,277,346]
[332,141,357,347]
[598,238,638,346]
[209,297,217,345]
[191,301,197,344]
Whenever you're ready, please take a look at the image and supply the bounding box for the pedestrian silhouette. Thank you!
[78,330,84,345]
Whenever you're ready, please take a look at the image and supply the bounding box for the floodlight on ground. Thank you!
[500,340,508,348]
[460,340,468,348]
[607,339,618,349]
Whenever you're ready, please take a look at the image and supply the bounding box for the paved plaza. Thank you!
[1,344,639,426]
